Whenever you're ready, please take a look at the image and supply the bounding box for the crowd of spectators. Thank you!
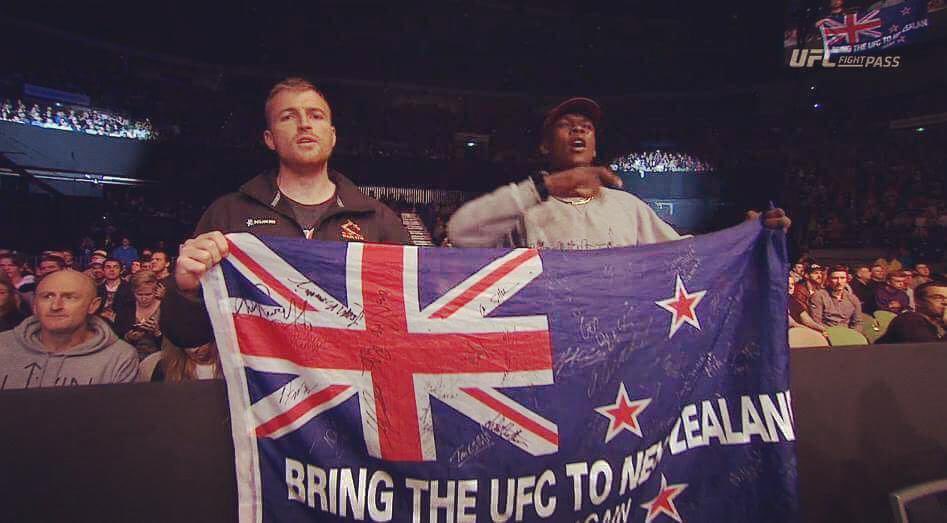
[610,150,714,175]
[787,258,946,347]
[0,98,157,140]
[0,239,218,387]
[2,178,946,390]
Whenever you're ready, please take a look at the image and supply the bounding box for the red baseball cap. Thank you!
[542,97,602,132]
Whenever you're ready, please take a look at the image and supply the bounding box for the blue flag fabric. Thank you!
[204,219,798,523]
[819,0,929,54]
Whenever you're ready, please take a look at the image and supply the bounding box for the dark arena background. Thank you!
[1,1,946,522]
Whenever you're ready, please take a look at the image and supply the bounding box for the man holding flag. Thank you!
[161,77,411,349]
[183,93,799,522]
[447,97,789,249]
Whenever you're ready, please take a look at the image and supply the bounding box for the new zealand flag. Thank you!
[203,219,798,522]
[819,0,929,54]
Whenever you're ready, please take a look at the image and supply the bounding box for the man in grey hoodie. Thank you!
[448,97,790,249]
[0,270,138,390]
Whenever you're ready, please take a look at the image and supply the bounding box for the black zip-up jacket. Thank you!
[160,170,411,348]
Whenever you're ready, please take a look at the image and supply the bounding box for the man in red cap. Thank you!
[448,97,789,249]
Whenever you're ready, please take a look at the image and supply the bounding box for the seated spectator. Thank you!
[0,252,36,308]
[61,250,76,269]
[862,263,888,314]
[149,250,172,299]
[111,237,139,270]
[875,270,911,314]
[877,281,946,343]
[0,276,27,333]
[912,263,933,288]
[792,264,823,310]
[125,260,143,281]
[850,265,876,313]
[36,254,66,280]
[874,250,902,274]
[790,262,806,283]
[115,271,163,360]
[903,269,917,310]
[0,270,138,389]
[139,339,222,382]
[809,265,864,331]
[788,275,826,334]
[97,258,133,323]
[85,260,105,286]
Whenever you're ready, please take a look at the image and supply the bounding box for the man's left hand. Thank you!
[746,208,791,232]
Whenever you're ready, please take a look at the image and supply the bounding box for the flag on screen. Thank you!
[818,0,929,54]
[204,219,797,522]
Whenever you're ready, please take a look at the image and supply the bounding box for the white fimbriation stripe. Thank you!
[415,372,559,457]
[345,243,366,327]
[201,263,265,523]
[252,378,357,440]
[224,252,301,316]
[434,386,558,456]
[406,248,549,334]
[402,246,422,324]
[240,355,372,389]
[469,385,558,434]
[358,386,382,459]
[419,249,539,317]
[228,233,365,329]
[413,377,438,461]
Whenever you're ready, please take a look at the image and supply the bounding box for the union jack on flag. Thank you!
[819,9,883,46]
[816,0,929,54]
[205,221,798,522]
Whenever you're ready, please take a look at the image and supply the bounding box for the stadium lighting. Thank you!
[812,103,821,109]
[809,85,816,91]
[466,141,477,147]
[915,127,925,133]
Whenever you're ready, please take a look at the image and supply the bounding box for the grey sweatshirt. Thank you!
[0,316,139,390]
[447,178,683,249]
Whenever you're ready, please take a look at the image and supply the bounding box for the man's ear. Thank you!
[263,129,276,151]
[88,296,101,316]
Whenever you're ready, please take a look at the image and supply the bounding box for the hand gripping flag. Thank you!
[204,219,798,523]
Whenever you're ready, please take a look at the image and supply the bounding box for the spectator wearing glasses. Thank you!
[877,282,947,343]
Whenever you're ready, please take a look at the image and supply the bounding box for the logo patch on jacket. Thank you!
[340,220,365,241]
[246,218,278,228]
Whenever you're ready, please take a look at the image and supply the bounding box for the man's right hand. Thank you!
[543,166,622,199]
[175,231,229,294]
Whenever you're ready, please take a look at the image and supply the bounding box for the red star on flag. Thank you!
[641,474,688,523]
[594,382,652,442]
[655,275,707,338]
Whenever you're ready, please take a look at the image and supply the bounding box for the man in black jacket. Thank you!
[877,281,946,343]
[162,77,411,348]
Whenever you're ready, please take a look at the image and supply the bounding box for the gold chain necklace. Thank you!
[551,195,594,206]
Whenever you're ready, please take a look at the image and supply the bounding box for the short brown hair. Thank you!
[889,270,908,280]
[264,77,330,126]
[828,265,848,276]
[915,281,947,302]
